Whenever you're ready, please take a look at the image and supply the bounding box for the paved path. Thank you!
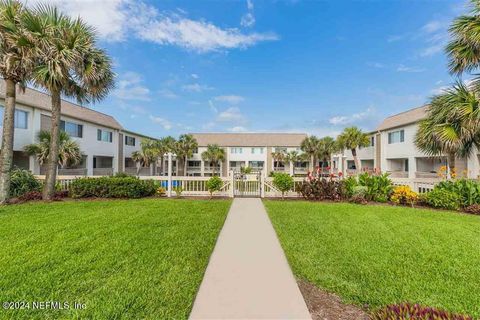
[190,198,311,320]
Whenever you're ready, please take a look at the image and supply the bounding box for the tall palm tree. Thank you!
[300,136,319,171]
[26,5,114,199]
[446,0,480,78]
[317,136,337,172]
[174,134,198,176]
[201,144,225,175]
[336,126,370,172]
[271,149,286,171]
[156,136,176,175]
[131,138,158,176]
[24,130,82,169]
[415,82,480,174]
[0,0,36,203]
[285,150,300,176]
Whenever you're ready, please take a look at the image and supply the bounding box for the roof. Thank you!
[0,81,123,130]
[191,132,308,147]
[376,105,428,131]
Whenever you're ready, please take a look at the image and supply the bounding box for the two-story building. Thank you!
[0,82,153,176]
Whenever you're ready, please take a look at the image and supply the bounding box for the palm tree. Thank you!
[446,1,480,78]
[415,82,480,174]
[24,130,82,169]
[26,5,114,199]
[336,127,370,172]
[201,144,225,176]
[156,136,176,176]
[131,139,158,176]
[300,136,319,171]
[0,0,36,203]
[174,134,198,176]
[271,149,286,171]
[317,136,337,173]
[285,150,300,176]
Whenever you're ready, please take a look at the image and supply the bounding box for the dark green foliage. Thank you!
[372,302,472,320]
[70,177,157,199]
[113,172,132,178]
[298,177,346,201]
[349,186,368,204]
[206,176,223,197]
[9,168,41,197]
[273,173,294,199]
[357,172,392,202]
[425,188,462,210]
[344,175,357,197]
[436,179,480,207]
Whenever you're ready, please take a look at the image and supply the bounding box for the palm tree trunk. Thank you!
[0,79,17,203]
[43,89,61,200]
[352,148,360,173]
[310,155,314,172]
[184,156,187,176]
[160,156,164,175]
[447,153,456,178]
[291,161,295,176]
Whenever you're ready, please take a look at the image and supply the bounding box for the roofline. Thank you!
[121,129,159,141]
[189,132,308,135]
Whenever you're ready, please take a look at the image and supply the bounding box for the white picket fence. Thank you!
[35,174,442,198]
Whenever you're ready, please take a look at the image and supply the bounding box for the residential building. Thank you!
[0,82,154,176]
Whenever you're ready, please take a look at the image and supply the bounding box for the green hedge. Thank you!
[70,176,157,199]
[10,168,41,197]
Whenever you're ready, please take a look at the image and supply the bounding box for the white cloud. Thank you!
[419,20,449,57]
[217,107,247,123]
[396,64,426,73]
[387,34,405,43]
[131,3,278,52]
[191,73,199,79]
[328,107,375,126]
[420,43,444,57]
[214,95,245,104]
[247,0,254,10]
[149,115,172,130]
[421,20,443,34]
[113,72,150,101]
[430,85,449,95]
[241,13,255,28]
[367,62,384,69]
[229,126,248,132]
[182,83,214,92]
[159,89,178,99]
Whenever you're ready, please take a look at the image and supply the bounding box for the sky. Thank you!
[30,0,471,138]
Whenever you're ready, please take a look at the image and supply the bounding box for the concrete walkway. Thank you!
[190,198,311,320]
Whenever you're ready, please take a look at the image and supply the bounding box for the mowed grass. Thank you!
[0,198,231,319]
[264,201,480,317]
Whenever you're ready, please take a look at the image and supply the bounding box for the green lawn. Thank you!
[0,198,231,319]
[264,201,480,317]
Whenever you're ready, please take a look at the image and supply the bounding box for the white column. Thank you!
[408,156,416,179]
[87,155,94,176]
[167,152,172,198]
[289,161,294,176]
[229,170,234,198]
[201,160,205,177]
[260,170,265,198]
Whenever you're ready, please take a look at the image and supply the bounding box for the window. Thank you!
[274,147,287,153]
[60,120,83,138]
[193,147,198,154]
[388,130,404,144]
[97,129,113,142]
[251,147,264,154]
[188,160,201,167]
[370,136,375,147]
[249,161,264,168]
[0,106,29,129]
[230,147,243,154]
[125,135,135,146]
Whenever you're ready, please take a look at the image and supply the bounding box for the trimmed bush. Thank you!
[10,168,41,198]
[390,185,419,207]
[357,172,392,202]
[372,302,472,320]
[349,186,368,204]
[273,173,294,199]
[206,176,223,198]
[436,179,480,207]
[70,177,157,199]
[463,204,480,215]
[425,188,461,210]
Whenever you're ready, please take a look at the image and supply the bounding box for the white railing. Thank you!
[390,177,440,193]
[263,177,304,198]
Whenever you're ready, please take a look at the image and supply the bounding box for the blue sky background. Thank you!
[42,0,470,138]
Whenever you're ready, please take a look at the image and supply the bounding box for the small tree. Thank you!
[206,176,223,198]
[273,172,294,199]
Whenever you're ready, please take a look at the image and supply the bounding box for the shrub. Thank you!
[273,173,294,199]
[464,204,480,215]
[349,186,368,204]
[390,185,419,207]
[241,166,253,174]
[344,175,357,198]
[70,177,156,199]
[371,302,472,320]
[10,168,41,198]
[113,172,132,178]
[17,191,42,202]
[436,179,480,207]
[298,177,346,201]
[156,187,166,197]
[425,188,461,210]
[173,186,183,197]
[206,176,223,198]
[357,172,393,202]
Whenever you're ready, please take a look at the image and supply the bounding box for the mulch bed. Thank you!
[297,279,370,320]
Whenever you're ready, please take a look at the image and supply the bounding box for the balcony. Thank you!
[93,168,113,176]
[204,166,221,172]
[58,168,87,176]
[187,166,201,172]
[388,171,408,178]
[415,171,439,179]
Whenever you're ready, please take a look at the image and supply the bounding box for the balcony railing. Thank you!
[415,171,439,179]
[187,166,201,172]
[93,168,113,176]
[388,171,408,178]
[58,168,87,176]
[204,166,221,172]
